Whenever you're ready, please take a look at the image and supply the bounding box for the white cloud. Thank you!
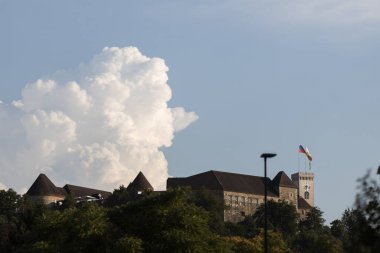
[0,182,7,190]
[171,107,199,132]
[0,47,198,192]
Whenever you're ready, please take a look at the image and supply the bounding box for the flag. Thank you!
[304,147,313,162]
[299,145,312,161]
[298,145,306,154]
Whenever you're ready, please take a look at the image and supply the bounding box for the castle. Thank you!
[26,169,314,222]
[167,170,314,222]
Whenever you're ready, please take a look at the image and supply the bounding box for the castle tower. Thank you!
[291,172,314,207]
[126,171,154,197]
[26,173,66,206]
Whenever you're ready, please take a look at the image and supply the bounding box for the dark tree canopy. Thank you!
[1,169,379,252]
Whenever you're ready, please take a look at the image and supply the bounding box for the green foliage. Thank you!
[297,207,343,253]
[109,188,231,253]
[2,170,379,252]
[24,203,109,253]
[60,195,76,209]
[355,171,380,252]
[113,235,143,253]
[227,236,260,253]
[227,230,292,253]
[0,189,24,252]
[299,207,325,232]
[191,188,226,234]
[224,216,259,238]
[333,209,372,253]
[0,189,21,219]
[251,200,298,240]
[329,171,380,253]
[105,185,131,207]
[252,229,293,253]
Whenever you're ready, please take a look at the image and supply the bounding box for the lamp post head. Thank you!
[260,153,277,159]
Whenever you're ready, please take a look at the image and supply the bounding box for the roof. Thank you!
[272,171,297,189]
[126,172,154,192]
[26,173,111,199]
[167,170,278,197]
[26,174,65,197]
[298,196,312,209]
[167,171,223,191]
[63,184,112,199]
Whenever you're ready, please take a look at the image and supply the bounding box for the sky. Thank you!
[1,0,380,223]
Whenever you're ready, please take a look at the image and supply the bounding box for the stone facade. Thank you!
[223,191,272,223]
[291,172,315,207]
[168,170,314,223]
[278,186,298,205]
[29,195,65,207]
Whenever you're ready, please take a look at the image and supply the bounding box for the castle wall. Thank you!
[29,195,65,207]
[223,191,279,223]
[278,186,298,208]
[298,208,309,220]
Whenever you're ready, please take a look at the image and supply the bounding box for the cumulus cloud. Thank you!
[0,47,198,192]
[0,182,7,190]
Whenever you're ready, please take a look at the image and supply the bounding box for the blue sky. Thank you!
[1,0,380,223]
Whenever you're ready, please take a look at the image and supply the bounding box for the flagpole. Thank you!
[298,152,300,173]
[304,155,307,172]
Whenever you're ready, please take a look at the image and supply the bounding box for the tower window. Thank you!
[304,191,310,200]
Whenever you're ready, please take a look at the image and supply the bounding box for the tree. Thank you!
[105,185,131,207]
[251,200,298,240]
[0,189,21,219]
[250,229,292,253]
[354,171,380,252]
[20,203,110,253]
[297,207,343,253]
[299,207,325,231]
[0,189,23,252]
[109,188,232,253]
[335,209,372,253]
[113,235,143,253]
[227,236,260,253]
[191,188,226,234]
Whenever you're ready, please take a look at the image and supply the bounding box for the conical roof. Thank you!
[26,173,65,197]
[127,172,153,192]
[272,171,297,189]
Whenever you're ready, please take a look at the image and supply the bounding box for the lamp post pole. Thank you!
[260,153,277,253]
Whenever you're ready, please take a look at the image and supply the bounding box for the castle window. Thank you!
[248,197,253,205]
[228,195,233,206]
[304,191,310,200]
[241,196,246,206]
[235,196,239,205]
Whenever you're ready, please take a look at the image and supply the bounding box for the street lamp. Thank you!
[260,153,277,253]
